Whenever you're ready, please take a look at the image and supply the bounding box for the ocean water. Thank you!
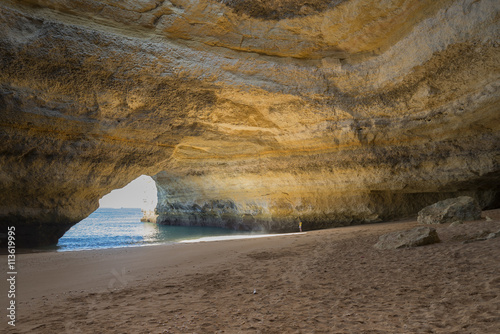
[57,208,254,252]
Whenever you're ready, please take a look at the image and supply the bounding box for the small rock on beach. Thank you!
[374,226,440,249]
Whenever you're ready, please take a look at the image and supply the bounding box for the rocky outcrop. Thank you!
[417,196,482,225]
[0,0,499,246]
[374,227,440,249]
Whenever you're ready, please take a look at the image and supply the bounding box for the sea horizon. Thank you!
[56,207,259,252]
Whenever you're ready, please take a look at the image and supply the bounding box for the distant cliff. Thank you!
[0,0,499,246]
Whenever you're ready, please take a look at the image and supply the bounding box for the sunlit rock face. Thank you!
[0,0,499,246]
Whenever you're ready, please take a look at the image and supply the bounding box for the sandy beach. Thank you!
[2,210,500,333]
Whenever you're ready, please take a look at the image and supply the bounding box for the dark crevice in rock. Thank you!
[218,0,346,20]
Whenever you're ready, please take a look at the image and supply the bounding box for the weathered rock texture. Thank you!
[374,226,440,249]
[417,196,482,225]
[0,0,499,246]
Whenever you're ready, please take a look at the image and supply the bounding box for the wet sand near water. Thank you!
[2,210,500,333]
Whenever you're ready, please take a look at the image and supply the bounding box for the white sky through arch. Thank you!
[99,175,157,210]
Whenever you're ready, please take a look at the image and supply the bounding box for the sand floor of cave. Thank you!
[4,210,500,333]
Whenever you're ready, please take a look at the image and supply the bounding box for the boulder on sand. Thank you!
[417,196,481,225]
[374,227,440,249]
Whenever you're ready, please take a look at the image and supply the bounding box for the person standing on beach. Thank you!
[299,221,303,232]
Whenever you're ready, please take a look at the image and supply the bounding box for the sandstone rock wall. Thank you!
[0,0,499,246]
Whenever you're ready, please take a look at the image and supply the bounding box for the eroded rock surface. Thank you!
[374,226,440,249]
[0,0,499,246]
[417,196,482,225]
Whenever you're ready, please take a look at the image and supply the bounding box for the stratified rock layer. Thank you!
[0,0,499,246]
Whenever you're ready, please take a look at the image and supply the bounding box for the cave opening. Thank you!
[56,175,159,251]
[56,175,257,251]
[98,175,158,212]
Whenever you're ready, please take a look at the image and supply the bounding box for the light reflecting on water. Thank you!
[57,208,254,251]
